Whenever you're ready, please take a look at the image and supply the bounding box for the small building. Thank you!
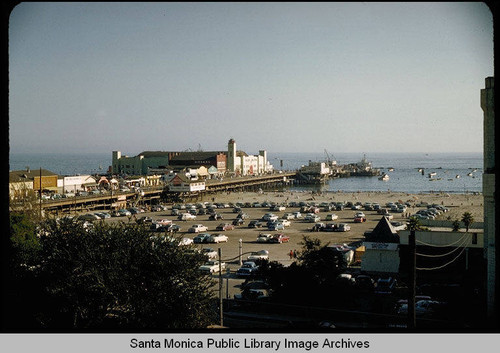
[167,174,205,193]
[361,217,400,274]
[9,168,59,200]
[59,175,97,194]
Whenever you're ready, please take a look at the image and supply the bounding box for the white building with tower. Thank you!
[227,138,273,176]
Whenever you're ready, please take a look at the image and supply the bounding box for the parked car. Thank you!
[305,214,321,223]
[202,248,218,259]
[237,212,249,219]
[193,233,211,243]
[247,250,269,261]
[268,222,285,231]
[136,216,153,224]
[166,224,181,233]
[256,233,273,243]
[375,277,397,294]
[78,213,100,221]
[209,213,224,221]
[188,224,209,233]
[382,212,394,220]
[282,213,295,220]
[248,220,264,228]
[397,299,447,318]
[199,260,226,274]
[236,261,259,277]
[324,223,337,232]
[354,216,366,223]
[292,212,302,219]
[216,223,234,231]
[118,209,132,217]
[232,218,245,226]
[281,219,291,227]
[178,237,193,246]
[208,234,228,243]
[261,213,278,222]
[178,213,196,221]
[311,223,326,232]
[269,234,290,244]
[336,223,351,232]
[325,214,338,221]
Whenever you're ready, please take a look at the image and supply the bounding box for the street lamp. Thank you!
[239,239,243,266]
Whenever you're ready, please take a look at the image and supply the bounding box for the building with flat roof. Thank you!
[112,139,273,176]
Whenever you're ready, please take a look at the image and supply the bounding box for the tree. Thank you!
[461,212,474,232]
[8,218,216,329]
[407,216,422,232]
[452,219,461,232]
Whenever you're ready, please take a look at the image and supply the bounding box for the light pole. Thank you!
[239,239,243,265]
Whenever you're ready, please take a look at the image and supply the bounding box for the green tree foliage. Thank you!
[407,216,422,232]
[461,212,474,232]
[256,236,348,306]
[452,219,461,232]
[8,217,216,330]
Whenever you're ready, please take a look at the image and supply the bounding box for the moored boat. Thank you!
[379,173,390,181]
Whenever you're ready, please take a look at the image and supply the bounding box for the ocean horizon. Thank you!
[9,151,483,194]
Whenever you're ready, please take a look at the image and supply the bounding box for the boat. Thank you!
[428,172,437,178]
[467,173,473,176]
[455,175,460,179]
[379,173,390,181]
[388,168,394,172]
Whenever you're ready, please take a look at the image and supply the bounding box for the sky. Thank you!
[8,2,494,155]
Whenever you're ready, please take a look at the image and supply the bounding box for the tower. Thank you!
[112,151,122,174]
[227,139,236,173]
[481,77,496,325]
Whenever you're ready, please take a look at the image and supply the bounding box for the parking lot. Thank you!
[101,201,409,271]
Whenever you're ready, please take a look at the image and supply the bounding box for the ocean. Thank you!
[9,151,483,194]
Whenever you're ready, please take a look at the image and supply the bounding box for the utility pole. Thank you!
[408,227,416,329]
[218,248,223,327]
[39,167,42,219]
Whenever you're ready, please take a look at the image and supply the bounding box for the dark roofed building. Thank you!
[361,216,400,274]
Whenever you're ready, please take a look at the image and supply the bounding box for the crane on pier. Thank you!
[324,149,337,166]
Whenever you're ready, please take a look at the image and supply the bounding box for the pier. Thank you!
[17,172,296,214]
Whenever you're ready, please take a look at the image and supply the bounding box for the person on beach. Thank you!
[293,250,297,259]
[289,250,293,260]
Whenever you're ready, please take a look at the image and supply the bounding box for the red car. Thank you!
[216,223,234,231]
[269,233,290,243]
[354,217,366,223]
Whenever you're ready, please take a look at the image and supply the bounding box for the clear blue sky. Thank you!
[9,2,493,155]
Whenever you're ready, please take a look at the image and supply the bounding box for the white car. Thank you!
[247,250,269,261]
[354,212,365,218]
[256,233,273,243]
[208,234,228,243]
[281,219,291,227]
[202,248,218,259]
[178,237,193,246]
[325,214,339,221]
[282,213,295,220]
[261,213,278,222]
[188,224,208,233]
[199,260,226,274]
[179,213,196,221]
